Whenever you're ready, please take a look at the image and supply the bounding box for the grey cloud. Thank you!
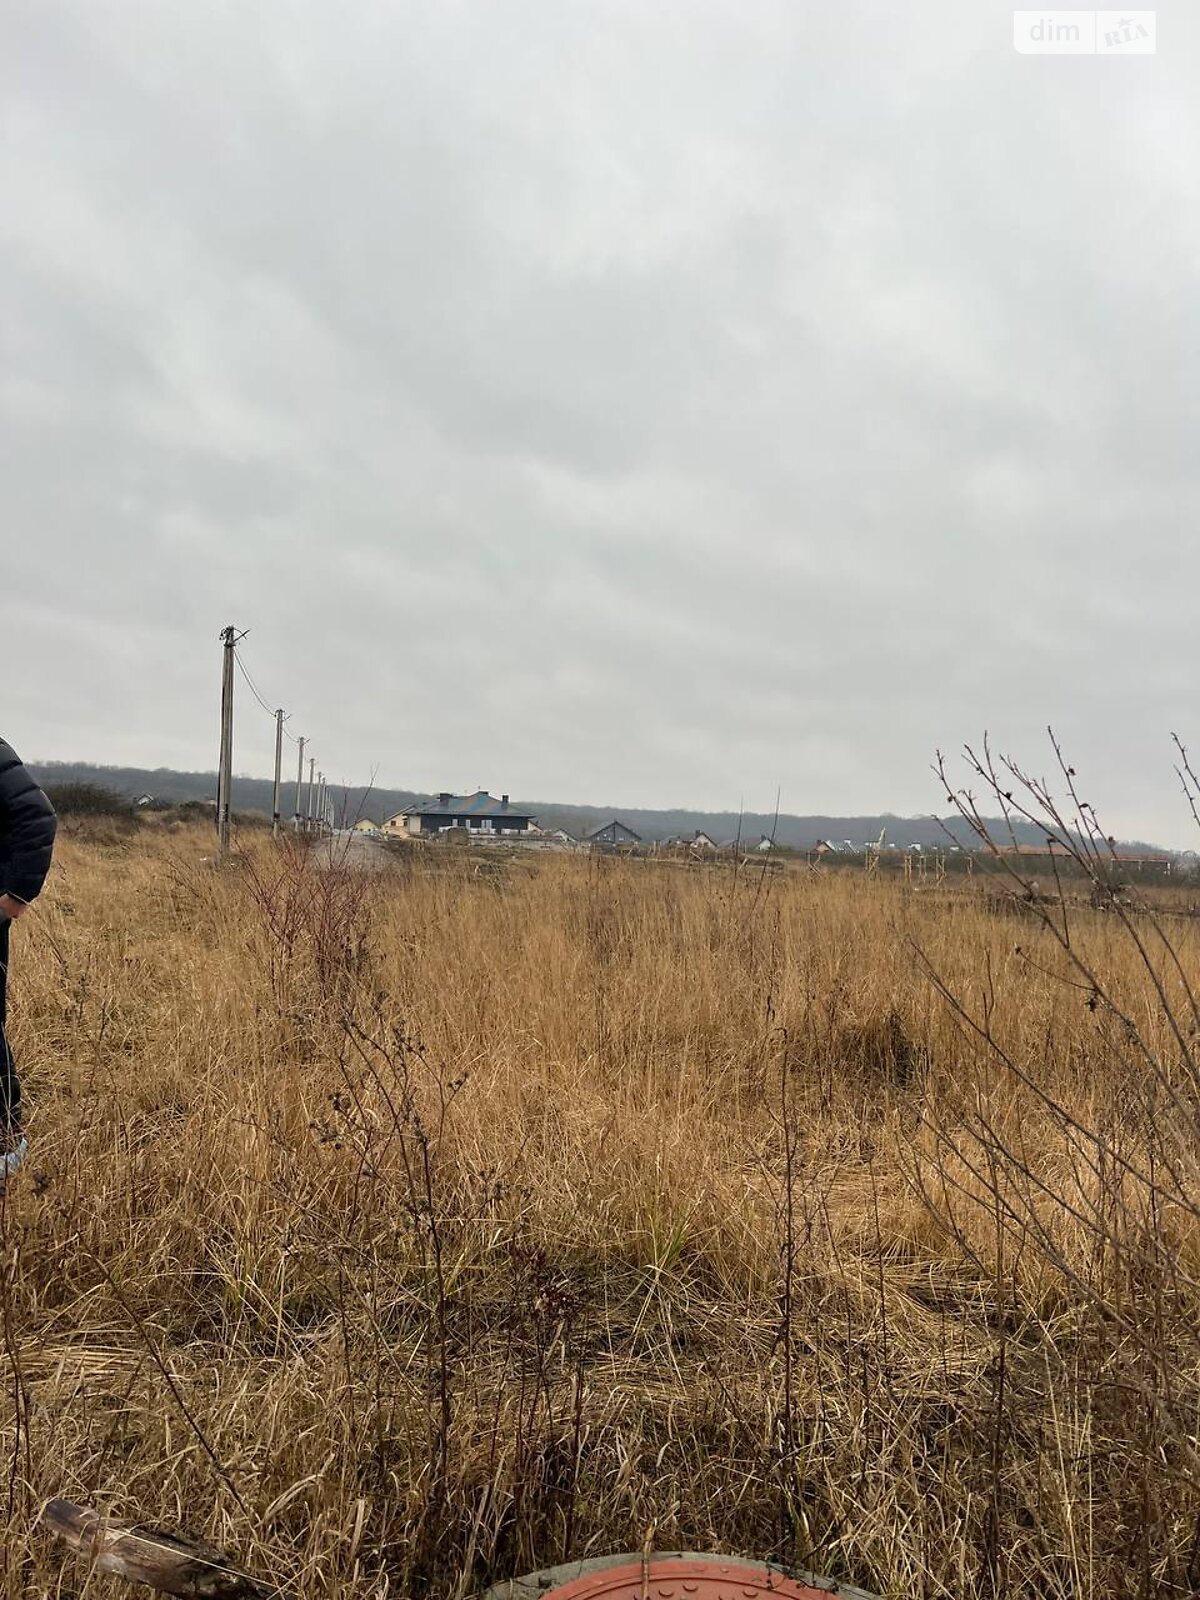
[4,1,1200,841]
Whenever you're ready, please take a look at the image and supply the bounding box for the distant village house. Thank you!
[383,791,537,837]
[586,819,642,848]
[660,829,719,855]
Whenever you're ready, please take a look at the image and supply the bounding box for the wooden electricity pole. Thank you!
[293,736,305,832]
[306,757,315,831]
[272,709,284,840]
[216,626,236,858]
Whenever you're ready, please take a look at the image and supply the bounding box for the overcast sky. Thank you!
[4,3,1198,841]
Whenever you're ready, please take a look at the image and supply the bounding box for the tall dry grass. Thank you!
[2,822,1199,1597]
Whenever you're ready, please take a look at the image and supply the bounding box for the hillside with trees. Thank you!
[28,760,1130,851]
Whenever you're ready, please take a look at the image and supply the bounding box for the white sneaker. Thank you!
[0,1134,26,1190]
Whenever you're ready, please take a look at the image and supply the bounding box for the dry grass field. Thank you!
[3,820,1200,1597]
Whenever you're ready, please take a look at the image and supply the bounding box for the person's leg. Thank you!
[0,918,17,1130]
[0,920,24,1180]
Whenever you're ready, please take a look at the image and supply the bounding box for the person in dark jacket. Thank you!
[0,737,57,1180]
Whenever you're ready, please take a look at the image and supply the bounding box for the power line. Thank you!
[218,631,335,838]
[235,643,309,754]
[232,650,277,720]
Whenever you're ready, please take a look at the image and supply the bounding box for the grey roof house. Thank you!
[586,819,642,848]
[384,791,537,837]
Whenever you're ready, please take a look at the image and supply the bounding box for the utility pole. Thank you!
[216,625,236,858]
[317,772,325,833]
[293,736,306,831]
[306,757,315,831]
[272,709,284,840]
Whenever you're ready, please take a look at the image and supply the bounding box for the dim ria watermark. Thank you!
[1014,12,1156,53]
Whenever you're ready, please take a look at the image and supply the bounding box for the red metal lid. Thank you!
[541,1556,837,1600]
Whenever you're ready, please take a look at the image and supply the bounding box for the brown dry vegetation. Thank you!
[3,822,1200,1597]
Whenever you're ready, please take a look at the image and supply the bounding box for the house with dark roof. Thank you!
[585,819,642,849]
[383,791,537,838]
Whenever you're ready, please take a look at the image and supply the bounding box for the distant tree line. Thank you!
[41,777,244,827]
[29,760,1152,852]
[41,781,131,818]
